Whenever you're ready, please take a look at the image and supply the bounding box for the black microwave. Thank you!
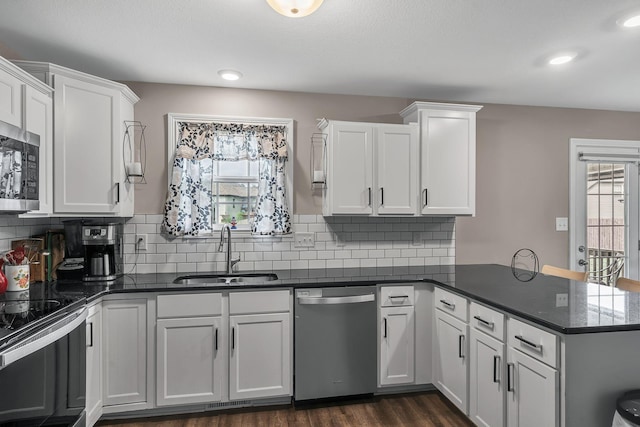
[0,119,39,212]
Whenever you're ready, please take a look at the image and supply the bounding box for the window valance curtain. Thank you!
[162,121,291,237]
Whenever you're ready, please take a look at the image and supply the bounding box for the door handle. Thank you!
[368,187,372,207]
[231,327,235,350]
[115,182,120,204]
[214,327,218,351]
[380,187,384,206]
[383,318,387,338]
[493,355,500,383]
[87,322,93,348]
[423,188,428,206]
[458,334,465,358]
[507,362,515,392]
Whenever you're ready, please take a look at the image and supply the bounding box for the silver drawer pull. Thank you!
[389,295,409,299]
[514,335,543,352]
[440,299,455,310]
[473,315,495,330]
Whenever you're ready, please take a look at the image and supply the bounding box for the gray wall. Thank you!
[125,82,640,268]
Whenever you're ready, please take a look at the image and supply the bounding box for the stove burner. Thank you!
[0,299,62,330]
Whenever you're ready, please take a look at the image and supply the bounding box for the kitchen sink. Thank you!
[172,273,278,285]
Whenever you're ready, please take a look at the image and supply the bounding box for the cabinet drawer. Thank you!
[157,293,222,318]
[507,317,558,368]
[470,302,504,341]
[380,285,415,306]
[229,290,290,315]
[434,287,468,322]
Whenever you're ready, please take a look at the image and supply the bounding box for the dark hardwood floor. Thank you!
[97,391,474,427]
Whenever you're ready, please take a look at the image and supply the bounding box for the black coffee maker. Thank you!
[82,223,123,282]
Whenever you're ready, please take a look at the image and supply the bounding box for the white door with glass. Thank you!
[570,139,640,284]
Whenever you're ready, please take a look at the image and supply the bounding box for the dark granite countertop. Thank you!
[21,263,640,335]
[434,264,640,334]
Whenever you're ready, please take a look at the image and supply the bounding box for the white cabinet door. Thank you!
[0,67,23,127]
[434,309,468,414]
[53,74,121,214]
[419,108,477,215]
[229,312,291,400]
[85,304,102,427]
[506,348,558,427]
[102,299,147,407]
[376,124,419,215]
[325,122,374,215]
[156,316,223,406]
[23,85,53,216]
[380,306,415,385]
[469,328,505,427]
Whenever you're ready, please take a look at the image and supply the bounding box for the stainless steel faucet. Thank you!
[219,224,240,274]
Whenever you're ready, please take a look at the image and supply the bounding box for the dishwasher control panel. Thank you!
[296,289,322,298]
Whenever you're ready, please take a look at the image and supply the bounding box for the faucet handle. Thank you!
[231,257,241,269]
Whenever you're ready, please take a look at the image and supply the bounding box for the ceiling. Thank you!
[1,0,639,112]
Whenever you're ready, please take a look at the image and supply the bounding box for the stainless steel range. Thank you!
[0,285,87,426]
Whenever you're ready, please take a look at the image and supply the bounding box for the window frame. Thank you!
[166,113,294,235]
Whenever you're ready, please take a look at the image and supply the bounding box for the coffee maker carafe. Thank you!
[82,224,123,282]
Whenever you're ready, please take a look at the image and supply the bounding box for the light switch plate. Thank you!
[555,217,569,231]
[294,232,315,248]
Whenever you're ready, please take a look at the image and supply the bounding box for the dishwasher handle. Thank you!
[297,294,375,305]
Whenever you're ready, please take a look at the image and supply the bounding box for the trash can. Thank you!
[614,390,640,426]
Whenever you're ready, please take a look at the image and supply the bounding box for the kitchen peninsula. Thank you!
[2,264,638,427]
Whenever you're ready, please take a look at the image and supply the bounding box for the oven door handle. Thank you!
[0,306,88,368]
[297,294,375,305]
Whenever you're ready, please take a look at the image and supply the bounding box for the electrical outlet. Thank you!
[412,232,422,246]
[136,234,148,251]
[294,232,315,248]
[556,293,568,307]
[555,217,569,231]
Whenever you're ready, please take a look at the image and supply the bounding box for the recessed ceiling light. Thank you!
[548,54,576,65]
[620,14,640,28]
[218,70,243,81]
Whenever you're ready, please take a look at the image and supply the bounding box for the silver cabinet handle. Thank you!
[297,294,375,305]
[231,327,235,350]
[493,355,501,383]
[458,334,465,358]
[214,327,218,351]
[380,187,384,206]
[368,187,372,207]
[440,299,455,310]
[507,362,515,392]
[473,315,495,330]
[514,335,543,352]
[115,182,120,204]
[389,295,409,300]
[423,188,428,206]
[383,318,387,338]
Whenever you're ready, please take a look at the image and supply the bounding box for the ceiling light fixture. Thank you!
[620,14,640,28]
[548,54,576,65]
[266,0,324,18]
[218,70,243,81]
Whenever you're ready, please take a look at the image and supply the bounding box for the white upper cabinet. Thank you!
[400,102,482,216]
[12,61,139,217]
[320,119,418,216]
[0,61,24,127]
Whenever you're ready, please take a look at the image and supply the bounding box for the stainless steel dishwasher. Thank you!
[294,286,376,401]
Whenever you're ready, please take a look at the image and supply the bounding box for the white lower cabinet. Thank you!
[156,316,223,406]
[434,309,469,413]
[155,290,292,408]
[506,318,559,427]
[85,303,103,427]
[102,298,150,411]
[469,328,504,427]
[229,312,291,400]
[379,285,416,386]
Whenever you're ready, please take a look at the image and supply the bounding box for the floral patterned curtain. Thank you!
[162,121,291,237]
